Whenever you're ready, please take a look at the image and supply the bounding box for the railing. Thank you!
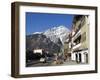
[72,43,81,50]
[72,29,81,42]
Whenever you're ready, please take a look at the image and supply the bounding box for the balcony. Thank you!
[72,43,81,50]
[72,29,81,42]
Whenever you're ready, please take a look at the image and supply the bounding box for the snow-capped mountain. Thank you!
[32,32,42,34]
[26,25,70,53]
[31,25,70,45]
[43,25,70,45]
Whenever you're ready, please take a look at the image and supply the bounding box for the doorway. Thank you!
[79,53,81,63]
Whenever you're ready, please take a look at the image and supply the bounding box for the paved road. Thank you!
[27,60,85,67]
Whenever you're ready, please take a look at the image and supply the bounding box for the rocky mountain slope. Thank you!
[26,25,70,54]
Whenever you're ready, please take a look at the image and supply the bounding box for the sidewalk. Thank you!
[61,60,85,66]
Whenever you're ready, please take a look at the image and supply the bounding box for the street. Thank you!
[27,60,85,67]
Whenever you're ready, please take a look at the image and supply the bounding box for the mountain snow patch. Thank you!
[43,25,70,45]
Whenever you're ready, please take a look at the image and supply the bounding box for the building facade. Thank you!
[71,15,89,63]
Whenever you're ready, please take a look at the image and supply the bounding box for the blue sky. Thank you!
[26,12,74,35]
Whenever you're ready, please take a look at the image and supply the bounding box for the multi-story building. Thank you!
[71,15,89,63]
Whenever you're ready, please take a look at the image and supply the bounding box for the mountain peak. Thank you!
[32,25,70,45]
[33,32,42,34]
[43,25,70,44]
[56,25,67,29]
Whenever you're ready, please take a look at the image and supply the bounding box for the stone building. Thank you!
[71,15,89,63]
